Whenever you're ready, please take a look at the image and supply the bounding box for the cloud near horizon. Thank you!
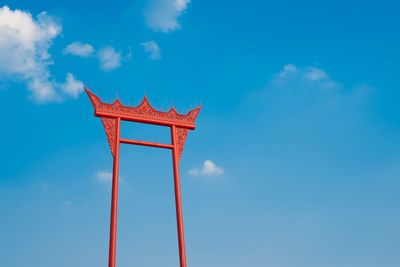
[95,171,125,184]
[96,171,112,182]
[0,5,84,103]
[188,160,224,177]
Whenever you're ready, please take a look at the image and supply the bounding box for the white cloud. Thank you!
[0,6,84,102]
[61,73,84,98]
[275,63,340,90]
[63,42,128,68]
[141,40,161,60]
[97,171,112,182]
[188,160,224,177]
[98,46,121,71]
[305,66,328,81]
[63,42,94,57]
[278,63,298,78]
[96,171,113,182]
[28,77,58,101]
[96,171,125,183]
[144,0,190,33]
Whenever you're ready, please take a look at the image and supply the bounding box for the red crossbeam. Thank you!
[120,138,174,149]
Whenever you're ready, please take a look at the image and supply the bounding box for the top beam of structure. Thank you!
[85,88,201,130]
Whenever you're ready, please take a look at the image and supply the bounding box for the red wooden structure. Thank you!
[85,88,201,267]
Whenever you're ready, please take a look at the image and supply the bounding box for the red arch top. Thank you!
[85,88,201,160]
[85,88,201,130]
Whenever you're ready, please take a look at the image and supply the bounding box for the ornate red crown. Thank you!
[85,88,201,129]
[85,88,201,160]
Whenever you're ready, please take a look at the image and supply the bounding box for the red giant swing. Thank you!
[85,88,201,267]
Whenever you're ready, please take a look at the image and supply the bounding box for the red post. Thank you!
[171,125,187,267]
[109,117,121,267]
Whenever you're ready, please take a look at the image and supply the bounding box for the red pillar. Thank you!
[171,125,187,267]
[109,117,121,267]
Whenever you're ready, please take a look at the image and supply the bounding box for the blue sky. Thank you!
[1,1,400,266]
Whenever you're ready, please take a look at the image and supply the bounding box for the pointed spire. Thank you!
[187,106,202,119]
[112,98,122,107]
[85,87,101,107]
[169,106,177,114]
[140,95,150,105]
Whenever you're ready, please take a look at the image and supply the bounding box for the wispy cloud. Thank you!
[0,6,84,103]
[141,40,161,60]
[276,63,340,90]
[304,66,328,81]
[277,63,297,78]
[63,42,94,57]
[188,160,224,177]
[243,63,376,161]
[96,171,113,182]
[98,46,121,71]
[61,73,84,98]
[144,0,191,33]
[63,42,127,71]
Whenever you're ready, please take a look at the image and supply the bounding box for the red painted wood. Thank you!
[120,138,174,149]
[171,125,187,267]
[109,117,120,267]
[85,88,200,267]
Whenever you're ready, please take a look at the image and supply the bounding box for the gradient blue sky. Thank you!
[1,1,400,266]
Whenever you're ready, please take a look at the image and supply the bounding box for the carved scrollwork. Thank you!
[86,88,200,159]
[86,89,200,128]
[100,117,117,156]
[175,127,189,162]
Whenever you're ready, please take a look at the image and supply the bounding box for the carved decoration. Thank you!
[175,127,189,162]
[100,117,117,157]
[85,88,200,129]
[85,88,200,160]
